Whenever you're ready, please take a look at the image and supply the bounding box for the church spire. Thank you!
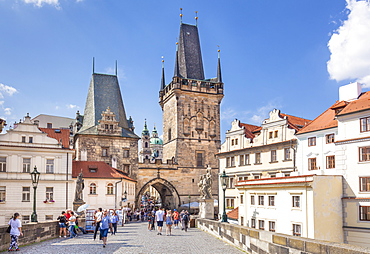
[176,22,204,80]
[142,119,150,136]
[173,42,180,78]
[161,57,166,90]
[217,47,222,83]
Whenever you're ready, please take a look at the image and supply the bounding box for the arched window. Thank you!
[107,183,114,195]
[145,142,148,148]
[89,183,96,194]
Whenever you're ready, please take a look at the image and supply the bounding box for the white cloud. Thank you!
[0,83,18,97]
[66,104,77,109]
[22,0,60,8]
[249,101,281,125]
[327,0,370,87]
[4,108,12,115]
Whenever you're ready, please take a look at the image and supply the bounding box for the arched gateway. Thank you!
[136,177,181,209]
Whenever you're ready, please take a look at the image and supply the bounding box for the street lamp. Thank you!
[188,195,191,214]
[220,170,229,223]
[30,166,40,222]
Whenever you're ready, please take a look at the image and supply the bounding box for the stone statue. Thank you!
[75,172,84,201]
[199,169,212,199]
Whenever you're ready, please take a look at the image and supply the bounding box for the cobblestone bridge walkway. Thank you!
[19,221,245,253]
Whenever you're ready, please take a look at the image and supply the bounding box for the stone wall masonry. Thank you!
[196,218,370,254]
[0,219,86,252]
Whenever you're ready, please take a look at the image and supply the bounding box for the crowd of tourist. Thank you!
[7,207,191,250]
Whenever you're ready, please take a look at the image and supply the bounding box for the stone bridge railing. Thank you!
[196,218,370,254]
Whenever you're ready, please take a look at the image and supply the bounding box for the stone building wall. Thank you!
[74,134,138,175]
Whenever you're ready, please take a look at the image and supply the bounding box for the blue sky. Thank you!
[1,0,370,140]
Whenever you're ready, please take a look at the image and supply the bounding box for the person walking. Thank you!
[148,211,155,231]
[182,211,190,232]
[93,208,103,240]
[68,211,77,238]
[57,211,67,238]
[155,207,165,235]
[110,211,119,235]
[173,209,179,229]
[99,210,112,248]
[8,212,23,252]
[165,210,173,236]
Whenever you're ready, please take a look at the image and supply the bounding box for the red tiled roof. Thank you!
[39,128,70,148]
[239,123,261,139]
[338,91,370,116]
[297,101,342,134]
[227,207,239,220]
[72,161,136,182]
[280,113,311,131]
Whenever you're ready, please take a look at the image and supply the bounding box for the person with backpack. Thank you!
[182,211,190,232]
[8,212,23,252]
[57,211,67,238]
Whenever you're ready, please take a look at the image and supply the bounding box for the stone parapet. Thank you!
[196,218,370,254]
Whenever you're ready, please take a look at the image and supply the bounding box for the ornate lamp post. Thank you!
[220,170,229,223]
[188,195,191,214]
[30,166,40,222]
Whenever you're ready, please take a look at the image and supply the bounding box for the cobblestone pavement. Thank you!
[18,221,245,253]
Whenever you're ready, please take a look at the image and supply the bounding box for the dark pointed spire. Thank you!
[174,42,180,78]
[92,57,95,74]
[142,119,150,136]
[217,47,222,83]
[161,57,166,90]
[177,23,204,80]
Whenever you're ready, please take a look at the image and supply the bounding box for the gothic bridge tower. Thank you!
[158,21,224,202]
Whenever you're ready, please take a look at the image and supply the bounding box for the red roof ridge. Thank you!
[226,206,239,220]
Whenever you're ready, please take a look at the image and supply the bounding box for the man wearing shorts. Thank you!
[99,210,111,248]
[155,207,165,235]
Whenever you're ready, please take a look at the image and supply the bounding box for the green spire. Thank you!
[142,119,150,136]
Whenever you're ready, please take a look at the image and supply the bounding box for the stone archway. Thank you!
[136,178,180,209]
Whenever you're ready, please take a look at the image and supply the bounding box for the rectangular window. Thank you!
[360,177,370,192]
[241,216,244,226]
[46,187,53,201]
[0,186,5,202]
[274,130,278,138]
[359,147,370,162]
[293,224,301,236]
[23,158,31,173]
[46,159,54,173]
[22,136,26,143]
[360,117,370,132]
[258,195,264,206]
[196,152,204,167]
[22,215,30,224]
[292,196,300,208]
[326,155,335,169]
[326,133,335,143]
[29,137,33,143]
[230,156,235,167]
[240,194,244,204]
[239,155,244,166]
[284,148,291,160]
[228,177,235,188]
[308,158,317,170]
[359,206,370,221]
[102,147,108,157]
[123,149,130,158]
[308,137,316,146]
[251,218,256,228]
[45,215,53,221]
[251,195,255,205]
[235,139,238,145]
[47,123,52,128]
[123,164,130,174]
[271,150,277,162]
[245,154,250,165]
[268,196,275,206]
[22,187,30,202]
[269,221,276,232]
[231,139,234,146]
[255,153,261,164]
[226,157,230,167]
[258,220,265,230]
[269,132,273,139]
[0,157,6,172]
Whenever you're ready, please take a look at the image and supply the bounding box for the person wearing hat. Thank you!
[173,209,180,229]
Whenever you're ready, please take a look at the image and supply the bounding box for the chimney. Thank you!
[339,82,362,102]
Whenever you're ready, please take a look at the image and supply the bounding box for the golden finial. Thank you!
[180,8,183,23]
[161,56,164,63]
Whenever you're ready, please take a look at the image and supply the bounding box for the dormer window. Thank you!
[89,166,97,173]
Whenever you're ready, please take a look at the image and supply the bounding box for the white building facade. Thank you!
[0,114,74,225]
